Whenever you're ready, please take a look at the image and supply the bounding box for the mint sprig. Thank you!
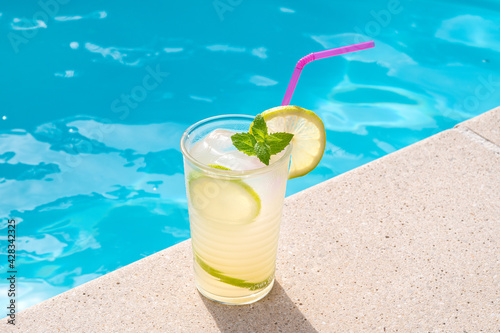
[230,133,257,156]
[231,114,294,166]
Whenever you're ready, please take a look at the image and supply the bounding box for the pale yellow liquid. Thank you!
[185,162,288,304]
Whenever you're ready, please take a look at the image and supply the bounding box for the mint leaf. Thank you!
[266,132,294,155]
[231,133,256,156]
[231,114,294,166]
[250,114,267,142]
[254,141,271,165]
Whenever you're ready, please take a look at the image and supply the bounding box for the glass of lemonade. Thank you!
[179,41,371,305]
[180,115,292,305]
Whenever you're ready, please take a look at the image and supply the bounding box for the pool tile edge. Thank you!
[455,105,500,147]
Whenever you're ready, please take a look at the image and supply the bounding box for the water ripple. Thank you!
[54,10,107,22]
[249,75,278,87]
[435,15,500,52]
[11,18,47,30]
[84,42,158,66]
[0,162,60,181]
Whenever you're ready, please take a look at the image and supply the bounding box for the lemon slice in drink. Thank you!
[189,174,261,224]
[261,105,326,179]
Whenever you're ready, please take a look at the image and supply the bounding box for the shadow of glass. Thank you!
[201,280,318,332]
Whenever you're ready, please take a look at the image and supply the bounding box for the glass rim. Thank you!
[180,114,292,178]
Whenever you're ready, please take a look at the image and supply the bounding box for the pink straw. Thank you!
[281,41,375,106]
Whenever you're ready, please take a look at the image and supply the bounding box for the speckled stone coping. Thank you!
[457,105,500,147]
[5,107,500,332]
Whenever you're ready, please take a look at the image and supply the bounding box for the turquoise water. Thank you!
[1,0,499,311]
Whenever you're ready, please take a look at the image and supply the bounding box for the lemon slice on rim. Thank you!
[261,105,326,179]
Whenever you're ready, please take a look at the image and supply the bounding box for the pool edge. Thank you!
[5,106,499,332]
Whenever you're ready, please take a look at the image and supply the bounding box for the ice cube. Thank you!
[212,149,263,171]
[189,129,235,164]
[189,129,264,171]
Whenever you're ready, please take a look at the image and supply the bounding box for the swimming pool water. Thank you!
[1,0,499,311]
